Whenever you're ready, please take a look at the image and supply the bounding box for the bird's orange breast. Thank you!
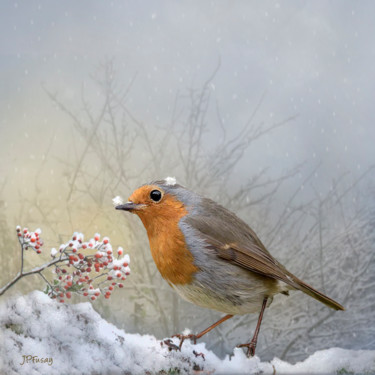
[136,195,199,285]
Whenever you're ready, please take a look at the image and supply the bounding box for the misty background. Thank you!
[0,0,374,363]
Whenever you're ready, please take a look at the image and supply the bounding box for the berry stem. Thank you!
[0,256,69,296]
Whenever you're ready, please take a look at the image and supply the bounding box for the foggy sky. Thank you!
[1,0,374,207]
[1,1,374,361]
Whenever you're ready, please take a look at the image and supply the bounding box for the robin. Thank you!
[116,177,344,356]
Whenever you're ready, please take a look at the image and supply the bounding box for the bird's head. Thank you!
[115,177,198,230]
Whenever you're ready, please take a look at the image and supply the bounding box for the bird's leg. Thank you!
[173,314,233,349]
[237,297,268,357]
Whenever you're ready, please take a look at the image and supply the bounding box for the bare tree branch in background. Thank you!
[6,61,374,361]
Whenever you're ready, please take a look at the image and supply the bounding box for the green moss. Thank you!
[5,323,24,335]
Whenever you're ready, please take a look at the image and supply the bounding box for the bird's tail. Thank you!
[291,275,345,311]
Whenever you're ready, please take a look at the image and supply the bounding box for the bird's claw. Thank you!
[193,350,205,360]
[237,340,257,357]
[163,339,180,351]
[172,333,198,349]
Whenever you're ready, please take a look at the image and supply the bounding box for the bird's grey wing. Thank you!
[183,213,297,286]
[183,213,345,310]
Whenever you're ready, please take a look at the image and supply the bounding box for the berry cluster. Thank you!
[49,232,131,303]
[14,226,130,304]
[16,226,43,254]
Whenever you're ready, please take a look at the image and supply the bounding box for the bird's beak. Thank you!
[115,202,145,212]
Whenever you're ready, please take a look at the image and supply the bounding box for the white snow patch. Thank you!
[0,291,374,375]
[112,195,124,206]
[165,176,177,186]
[50,247,57,257]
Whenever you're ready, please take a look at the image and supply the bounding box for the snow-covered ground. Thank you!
[0,291,374,375]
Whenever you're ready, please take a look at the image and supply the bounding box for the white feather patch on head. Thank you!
[112,196,124,206]
[165,176,177,186]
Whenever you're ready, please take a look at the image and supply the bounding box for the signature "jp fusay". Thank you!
[20,355,53,366]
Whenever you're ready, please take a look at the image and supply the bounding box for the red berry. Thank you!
[119,283,124,288]
[91,296,96,301]
[123,262,128,267]
[103,238,109,244]
[31,237,36,243]
[117,273,121,278]
[37,250,41,254]
[105,295,110,299]
[83,292,88,297]
[86,267,91,272]
[94,292,100,297]
[113,266,118,271]
[72,248,77,253]
[94,235,100,241]
[62,269,67,274]
[78,253,84,259]
[109,286,114,291]
[66,292,72,299]
[82,244,87,249]
[107,276,113,281]
[59,299,64,303]
[18,233,22,237]
[121,277,126,280]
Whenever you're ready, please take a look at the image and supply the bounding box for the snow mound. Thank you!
[0,291,374,374]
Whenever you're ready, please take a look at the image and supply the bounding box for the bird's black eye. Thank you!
[150,189,162,202]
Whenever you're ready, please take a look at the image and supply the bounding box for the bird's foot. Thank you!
[237,340,257,357]
[162,339,181,351]
[172,333,199,349]
[193,350,205,360]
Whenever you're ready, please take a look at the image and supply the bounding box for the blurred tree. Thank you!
[5,60,373,361]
